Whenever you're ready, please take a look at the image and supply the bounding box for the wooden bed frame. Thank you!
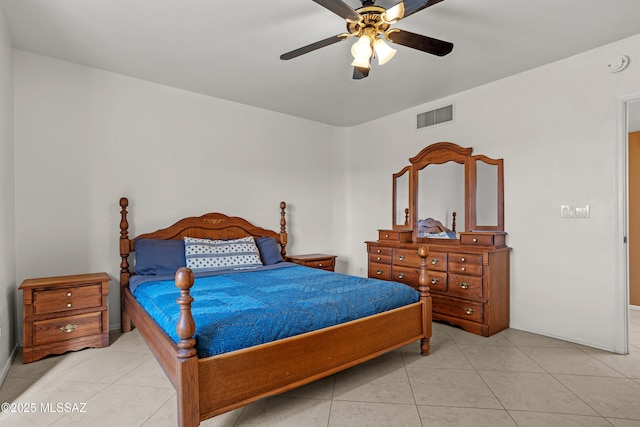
[118,197,432,427]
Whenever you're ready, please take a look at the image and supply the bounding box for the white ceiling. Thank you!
[2,0,640,127]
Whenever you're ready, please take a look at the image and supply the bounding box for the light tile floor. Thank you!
[1,310,639,427]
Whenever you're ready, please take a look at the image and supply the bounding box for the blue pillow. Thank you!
[255,237,284,265]
[135,239,186,275]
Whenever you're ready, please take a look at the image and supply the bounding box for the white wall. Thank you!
[11,33,640,354]
[13,51,342,331]
[0,8,16,382]
[343,33,640,352]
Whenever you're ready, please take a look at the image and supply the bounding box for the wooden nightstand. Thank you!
[19,272,110,363]
[287,254,337,272]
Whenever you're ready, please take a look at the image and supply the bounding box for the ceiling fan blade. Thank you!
[386,29,453,56]
[312,0,361,21]
[385,0,445,21]
[280,34,350,60]
[353,66,370,80]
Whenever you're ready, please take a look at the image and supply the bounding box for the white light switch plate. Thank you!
[561,204,590,218]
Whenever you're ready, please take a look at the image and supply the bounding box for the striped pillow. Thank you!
[184,236,263,272]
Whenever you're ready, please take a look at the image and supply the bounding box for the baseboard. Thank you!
[0,343,20,387]
[631,305,640,311]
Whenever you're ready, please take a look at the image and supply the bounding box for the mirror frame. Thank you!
[392,165,413,229]
[410,143,473,241]
[397,142,504,241]
[469,155,504,231]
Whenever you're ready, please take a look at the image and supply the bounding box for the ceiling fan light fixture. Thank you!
[373,38,396,65]
[350,35,373,60]
[351,55,371,69]
[383,3,405,23]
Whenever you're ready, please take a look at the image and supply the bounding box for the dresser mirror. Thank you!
[416,160,465,237]
[469,155,504,231]
[391,142,504,241]
[392,166,411,228]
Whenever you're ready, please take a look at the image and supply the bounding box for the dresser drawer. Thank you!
[448,274,483,298]
[448,262,483,276]
[391,265,420,288]
[369,253,391,264]
[33,284,102,315]
[426,252,447,272]
[369,246,393,257]
[448,253,483,265]
[460,233,495,246]
[426,271,447,292]
[33,312,103,346]
[369,263,391,280]
[432,295,484,323]
[378,230,412,242]
[393,248,422,267]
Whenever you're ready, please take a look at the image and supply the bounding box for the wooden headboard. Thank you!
[118,197,288,290]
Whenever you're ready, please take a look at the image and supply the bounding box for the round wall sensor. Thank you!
[607,55,629,73]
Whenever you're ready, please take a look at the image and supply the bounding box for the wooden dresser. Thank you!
[20,272,110,363]
[367,231,509,336]
[368,142,510,337]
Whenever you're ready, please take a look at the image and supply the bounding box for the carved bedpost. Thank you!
[175,267,199,427]
[175,267,197,358]
[451,211,457,233]
[404,208,409,226]
[279,201,288,257]
[119,197,132,332]
[417,246,432,356]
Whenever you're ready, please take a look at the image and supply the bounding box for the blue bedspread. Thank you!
[132,264,419,358]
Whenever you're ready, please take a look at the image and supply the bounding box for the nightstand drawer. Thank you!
[34,284,102,315]
[304,259,335,270]
[288,254,337,272]
[33,312,103,346]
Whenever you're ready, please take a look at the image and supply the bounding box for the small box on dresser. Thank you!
[19,272,110,363]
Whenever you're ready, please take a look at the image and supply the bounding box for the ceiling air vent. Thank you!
[417,105,453,129]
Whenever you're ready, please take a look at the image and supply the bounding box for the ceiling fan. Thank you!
[280,0,453,80]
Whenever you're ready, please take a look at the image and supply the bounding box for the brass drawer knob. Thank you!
[430,278,439,284]
[431,259,439,265]
[318,263,323,267]
[464,307,475,315]
[398,255,406,261]
[376,256,381,261]
[66,292,72,297]
[397,273,405,279]
[66,303,72,308]
[461,257,466,262]
[459,282,470,289]
[376,269,383,275]
[473,238,478,243]
[377,249,381,253]
[461,267,466,271]
[384,234,389,238]
[60,323,78,333]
